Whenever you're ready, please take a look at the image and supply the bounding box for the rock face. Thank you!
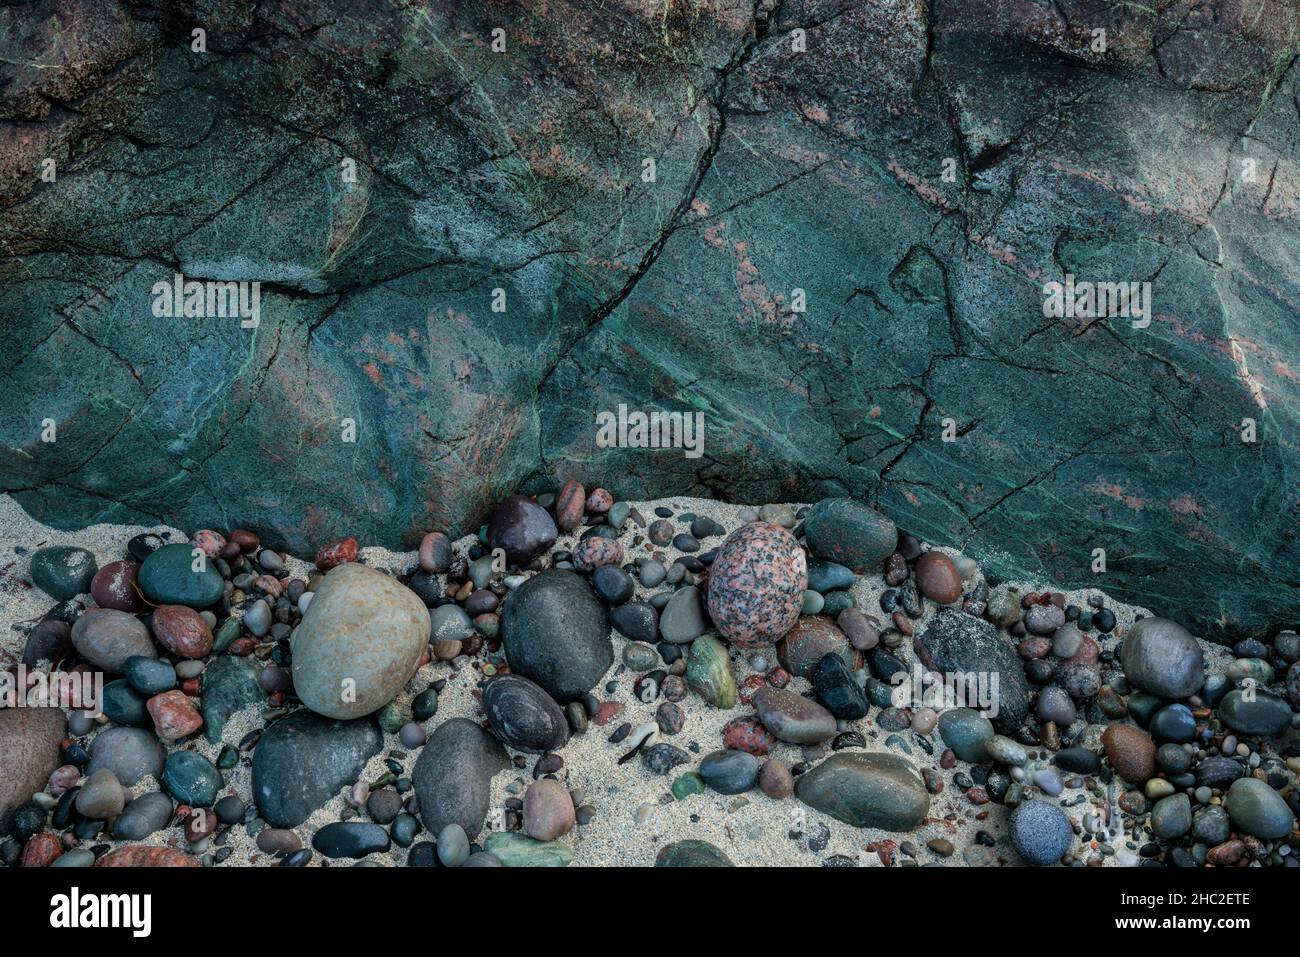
[795,752,930,831]
[1,3,1297,642]
[499,570,612,703]
[0,707,66,834]
[291,563,431,719]
[251,710,383,828]
[412,718,509,841]
[912,611,1030,730]
[1119,618,1205,699]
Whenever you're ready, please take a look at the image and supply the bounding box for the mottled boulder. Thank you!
[1,1,1297,643]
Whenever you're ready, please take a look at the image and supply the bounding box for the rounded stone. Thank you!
[482,673,570,753]
[161,751,222,806]
[794,752,929,830]
[937,708,995,762]
[291,563,431,719]
[1101,723,1157,784]
[499,569,612,704]
[90,560,142,613]
[111,792,174,840]
[1036,686,1076,726]
[654,839,735,867]
[803,499,898,570]
[436,823,471,866]
[776,615,857,679]
[522,778,575,841]
[93,846,198,868]
[87,727,164,786]
[1224,777,1295,839]
[0,707,67,834]
[1218,689,1292,736]
[138,543,225,608]
[412,718,510,841]
[418,532,452,573]
[70,608,156,673]
[753,686,837,744]
[706,522,807,647]
[29,545,98,601]
[758,759,794,798]
[150,605,214,659]
[123,655,177,695]
[251,710,382,828]
[658,585,708,643]
[812,652,869,720]
[1151,793,1193,840]
[486,495,558,565]
[914,551,962,605]
[698,749,760,794]
[1119,618,1205,700]
[1008,799,1072,866]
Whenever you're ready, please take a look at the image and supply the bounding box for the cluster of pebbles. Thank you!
[0,486,1296,868]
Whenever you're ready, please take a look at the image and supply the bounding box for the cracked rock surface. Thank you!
[1,0,1298,640]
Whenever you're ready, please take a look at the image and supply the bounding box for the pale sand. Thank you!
[0,493,1237,867]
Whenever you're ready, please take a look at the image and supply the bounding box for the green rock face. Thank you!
[2,3,1297,641]
[484,831,573,867]
[138,544,224,609]
[795,752,931,831]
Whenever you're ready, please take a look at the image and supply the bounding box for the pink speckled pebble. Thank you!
[706,522,806,647]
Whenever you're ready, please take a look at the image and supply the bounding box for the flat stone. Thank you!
[795,752,930,830]
[251,710,382,827]
[698,749,760,794]
[937,708,995,762]
[312,821,391,859]
[658,585,708,643]
[112,792,174,840]
[753,686,837,744]
[483,831,572,867]
[776,615,857,679]
[812,652,869,720]
[1151,793,1192,840]
[201,655,265,744]
[684,634,735,709]
[412,717,509,840]
[1218,689,1292,736]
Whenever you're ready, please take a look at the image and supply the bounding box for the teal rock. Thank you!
[101,679,150,727]
[123,655,177,695]
[291,563,431,720]
[138,544,224,608]
[1151,793,1193,840]
[212,617,241,653]
[654,839,735,867]
[201,656,265,743]
[29,546,97,600]
[803,499,897,569]
[684,634,736,709]
[1119,618,1204,700]
[671,772,706,800]
[251,710,382,828]
[938,708,995,762]
[1224,778,1295,839]
[1218,690,1292,736]
[622,642,659,671]
[484,831,572,867]
[161,751,222,807]
[377,699,414,734]
[794,752,930,830]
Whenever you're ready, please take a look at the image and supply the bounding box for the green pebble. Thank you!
[672,772,706,800]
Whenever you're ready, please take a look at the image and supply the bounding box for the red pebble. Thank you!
[585,488,613,514]
[738,675,767,705]
[721,716,777,756]
[314,537,358,571]
[22,834,62,867]
[147,689,203,741]
[591,701,624,726]
[765,667,791,689]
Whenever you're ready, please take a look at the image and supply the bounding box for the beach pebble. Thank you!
[758,759,794,798]
[523,778,575,840]
[812,652,869,719]
[29,545,98,600]
[71,608,156,673]
[482,673,570,753]
[138,543,224,608]
[1008,799,1072,865]
[487,495,558,565]
[111,792,174,840]
[88,726,164,786]
[90,560,142,613]
[659,585,708,643]
[698,749,760,794]
[753,686,836,744]
[795,752,929,830]
[706,522,807,647]
[418,532,452,573]
[500,570,612,703]
[1101,723,1157,783]
[1224,778,1295,839]
[914,551,961,604]
[150,604,214,659]
[313,821,390,859]
[251,710,382,827]
[291,563,430,719]
[412,718,509,840]
[803,499,896,569]
[1119,618,1205,699]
